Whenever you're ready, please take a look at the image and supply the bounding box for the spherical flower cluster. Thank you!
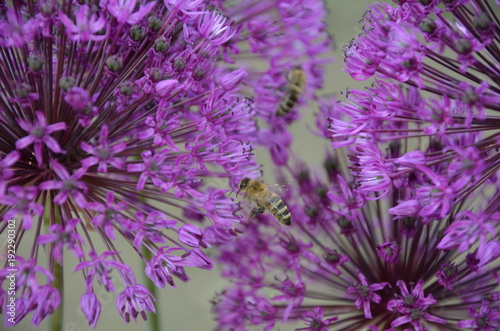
[0,0,266,327]
[212,1,500,330]
[213,140,500,330]
[329,0,500,267]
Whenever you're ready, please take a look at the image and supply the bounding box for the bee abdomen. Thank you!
[277,101,292,116]
[264,195,281,208]
[276,69,306,117]
[278,209,291,226]
[267,194,291,226]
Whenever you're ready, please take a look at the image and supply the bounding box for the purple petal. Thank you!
[391,315,411,328]
[42,135,65,153]
[15,135,35,149]
[45,121,67,134]
[39,180,63,190]
[2,150,20,166]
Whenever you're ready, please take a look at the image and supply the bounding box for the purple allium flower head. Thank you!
[331,0,500,222]
[0,0,275,327]
[327,0,500,271]
[212,0,500,321]
[212,125,500,330]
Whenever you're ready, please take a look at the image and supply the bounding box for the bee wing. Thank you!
[266,183,292,194]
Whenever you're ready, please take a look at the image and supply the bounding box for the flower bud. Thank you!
[106,56,123,72]
[220,67,247,91]
[28,54,44,72]
[155,79,178,97]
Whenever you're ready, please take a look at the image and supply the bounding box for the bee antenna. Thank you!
[229,183,238,197]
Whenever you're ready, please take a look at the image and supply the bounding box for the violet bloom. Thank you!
[387,280,446,330]
[0,1,268,327]
[116,284,156,323]
[329,0,499,256]
[346,269,390,319]
[212,127,500,329]
[212,2,500,324]
[457,300,500,330]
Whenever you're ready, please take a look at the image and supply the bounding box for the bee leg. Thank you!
[249,207,265,218]
[249,208,259,218]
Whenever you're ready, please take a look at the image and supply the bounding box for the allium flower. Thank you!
[212,137,499,329]
[212,3,500,329]
[213,139,500,330]
[331,0,500,229]
[0,0,271,327]
[330,0,500,280]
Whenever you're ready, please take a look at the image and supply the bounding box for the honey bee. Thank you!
[276,67,306,116]
[235,178,291,226]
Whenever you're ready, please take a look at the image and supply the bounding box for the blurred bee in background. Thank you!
[233,178,291,226]
[276,66,306,116]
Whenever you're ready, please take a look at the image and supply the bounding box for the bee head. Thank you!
[229,178,250,197]
[236,178,250,196]
[239,178,249,189]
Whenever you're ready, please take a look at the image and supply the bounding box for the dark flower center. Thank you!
[455,38,472,55]
[384,247,395,255]
[63,178,77,191]
[324,252,339,264]
[98,149,111,160]
[355,284,371,298]
[287,242,299,253]
[149,161,159,172]
[310,320,323,329]
[315,185,328,198]
[404,294,415,305]
[462,89,478,105]
[305,206,319,218]
[473,13,491,31]
[17,198,28,209]
[444,264,457,277]
[410,308,423,319]
[174,57,186,71]
[105,209,116,220]
[32,126,44,138]
[338,217,353,230]
[419,18,436,33]
[478,317,488,327]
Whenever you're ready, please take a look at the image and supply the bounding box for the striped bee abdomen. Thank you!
[266,193,291,225]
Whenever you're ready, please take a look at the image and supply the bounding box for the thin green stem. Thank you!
[46,199,63,331]
[142,246,160,331]
[50,261,63,331]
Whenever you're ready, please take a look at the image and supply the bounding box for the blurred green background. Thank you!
[2,1,371,330]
